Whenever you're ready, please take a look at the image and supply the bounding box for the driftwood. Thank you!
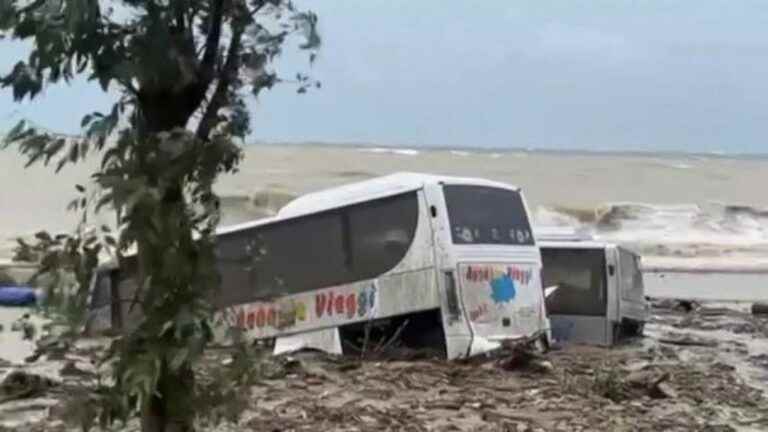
[659,335,717,348]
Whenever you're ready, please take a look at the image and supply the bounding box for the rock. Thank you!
[698,307,732,316]
[626,370,676,399]
[22,322,36,340]
[497,344,551,373]
[651,298,701,312]
[674,300,700,313]
[0,370,57,403]
[751,302,768,316]
[25,337,71,363]
[60,361,93,378]
[649,382,677,399]
[749,354,768,369]
[626,370,656,387]
[534,360,555,374]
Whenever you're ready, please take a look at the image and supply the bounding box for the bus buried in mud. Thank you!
[86,173,551,359]
[536,229,647,346]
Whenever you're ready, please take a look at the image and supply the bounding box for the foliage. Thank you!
[12,185,111,334]
[1,0,320,430]
[592,362,629,402]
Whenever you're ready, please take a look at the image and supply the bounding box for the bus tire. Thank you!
[532,334,550,354]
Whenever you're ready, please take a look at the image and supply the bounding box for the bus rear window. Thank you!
[443,185,534,245]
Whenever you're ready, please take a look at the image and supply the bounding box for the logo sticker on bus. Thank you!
[235,282,378,332]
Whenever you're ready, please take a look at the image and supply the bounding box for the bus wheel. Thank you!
[532,334,549,354]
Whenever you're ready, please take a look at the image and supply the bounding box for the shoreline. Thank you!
[251,140,768,161]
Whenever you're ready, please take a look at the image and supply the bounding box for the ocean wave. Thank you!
[336,170,374,179]
[358,147,420,156]
[218,189,297,226]
[449,150,471,157]
[656,160,694,170]
[534,201,768,270]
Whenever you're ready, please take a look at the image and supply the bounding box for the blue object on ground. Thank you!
[0,286,37,306]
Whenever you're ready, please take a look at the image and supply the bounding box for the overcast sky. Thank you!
[2,0,768,153]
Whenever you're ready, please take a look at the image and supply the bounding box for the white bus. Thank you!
[86,173,551,359]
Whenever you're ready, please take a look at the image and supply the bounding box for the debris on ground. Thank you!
[0,371,57,403]
[659,333,719,347]
[0,300,767,431]
[752,302,768,316]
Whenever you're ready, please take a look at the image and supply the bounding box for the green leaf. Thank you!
[34,231,52,242]
[44,138,66,164]
[68,142,79,163]
[4,120,26,144]
[55,156,68,173]
[81,114,93,128]
[66,198,79,211]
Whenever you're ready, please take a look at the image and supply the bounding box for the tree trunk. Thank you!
[141,362,196,432]
[138,197,198,432]
[136,97,200,432]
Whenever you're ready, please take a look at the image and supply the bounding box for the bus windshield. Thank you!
[443,185,534,245]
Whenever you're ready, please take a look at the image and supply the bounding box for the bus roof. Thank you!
[279,172,519,218]
[534,227,617,249]
[100,173,523,263]
[537,240,616,250]
[219,172,520,234]
[533,226,594,242]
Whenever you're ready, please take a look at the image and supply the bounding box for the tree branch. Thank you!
[17,0,47,15]
[248,0,270,20]
[196,28,244,141]
[117,78,139,96]
[198,0,225,82]
[175,3,186,33]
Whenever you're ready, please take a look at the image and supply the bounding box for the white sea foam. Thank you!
[657,160,694,170]
[359,147,420,156]
[534,201,768,272]
[449,150,471,157]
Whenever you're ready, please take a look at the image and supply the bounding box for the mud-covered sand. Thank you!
[1,300,767,431]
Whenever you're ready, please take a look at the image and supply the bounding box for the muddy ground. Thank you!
[1,301,767,431]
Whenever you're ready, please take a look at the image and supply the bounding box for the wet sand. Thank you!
[645,273,768,302]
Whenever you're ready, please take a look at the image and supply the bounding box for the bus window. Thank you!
[541,248,607,316]
[216,191,419,307]
[619,248,643,301]
[443,185,533,245]
[347,192,418,278]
